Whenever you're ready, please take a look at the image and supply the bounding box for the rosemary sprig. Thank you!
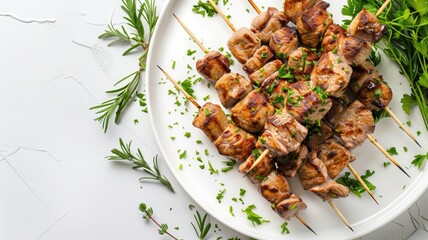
[107,138,174,192]
[92,0,158,132]
[139,203,180,240]
[191,210,212,240]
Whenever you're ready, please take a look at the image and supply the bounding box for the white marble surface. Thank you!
[1,0,428,239]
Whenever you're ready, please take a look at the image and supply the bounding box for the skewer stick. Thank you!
[376,0,391,17]
[384,107,421,147]
[248,0,261,14]
[173,14,209,54]
[243,149,269,177]
[157,66,201,109]
[295,214,317,235]
[328,200,354,232]
[207,0,237,32]
[347,164,379,205]
[366,134,411,178]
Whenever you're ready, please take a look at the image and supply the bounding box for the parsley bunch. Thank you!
[337,170,376,198]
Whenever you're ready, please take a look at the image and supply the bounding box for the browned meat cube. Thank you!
[348,8,387,43]
[261,72,291,108]
[257,111,308,157]
[287,47,320,81]
[350,60,380,92]
[321,24,346,53]
[334,100,375,149]
[243,46,275,75]
[192,102,229,142]
[309,180,350,201]
[215,73,253,108]
[215,124,256,162]
[275,193,307,220]
[325,96,351,126]
[196,51,231,82]
[286,81,333,125]
[269,27,299,60]
[357,76,393,111]
[231,90,275,134]
[227,27,261,64]
[338,36,372,66]
[260,172,291,204]
[251,7,288,44]
[298,151,328,190]
[314,138,356,179]
[283,0,320,23]
[277,145,308,177]
[311,52,352,97]
[249,59,283,85]
[239,148,274,183]
[304,120,333,150]
[295,1,333,48]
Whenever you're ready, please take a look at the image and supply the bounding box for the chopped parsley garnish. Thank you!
[417,131,421,136]
[313,86,328,104]
[221,159,236,172]
[229,206,235,217]
[242,205,270,226]
[187,49,197,56]
[374,89,381,99]
[404,146,408,152]
[204,108,211,116]
[281,222,290,234]
[411,152,428,170]
[337,170,376,198]
[192,0,219,17]
[208,161,219,175]
[171,60,176,69]
[386,147,398,156]
[239,188,246,197]
[261,52,268,59]
[179,150,187,159]
[184,132,191,138]
[384,162,391,168]
[179,79,195,97]
[216,189,226,203]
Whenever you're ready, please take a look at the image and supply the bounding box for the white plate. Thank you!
[146,1,428,239]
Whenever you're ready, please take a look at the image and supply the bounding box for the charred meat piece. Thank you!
[350,60,380,92]
[298,151,328,190]
[348,8,387,43]
[286,81,333,125]
[231,90,275,134]
[337,36,372,66]
[260,171,291,204]
[357,76,393,111]
[275,193,307,220]
[287,47,320,81]
[239,148,274,183]
[215,124,257,162]
[228,27,261,64]
[314,138,356,179]
[243,46,275,75]
[277,145,308,177]
[196,51,231,82]
[311,52,352,97]
[269,27,299,60]
[334,100,375,149]
[321,24,346,53]
[309,180,350,201]
[215,72,253,108]
[283,0,320,23]
[295,1,333,48]
[192,102,229,142]
[304,120,333,150]
[250,59,283,85]
[251,7,288,44]
[325,96,351,126]
[257,111,308,157]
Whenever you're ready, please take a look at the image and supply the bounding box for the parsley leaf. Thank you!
[242,205,270,226]
[337,170,376,198]
[411,152,428,170]
[401,94,416,115]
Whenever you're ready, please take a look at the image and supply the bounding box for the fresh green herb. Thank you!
[242,204,270,226]
[208,161,219,175]
[384,162,391,168]
[179,150,187,159]
[184,132,192,138]
[401,94,415,115]
[192,0,219,17]
[406,120,412,126]
[139,203,179,239]
[261,52,268,59]
[278,64,295,79]
[187,49,197,56]
[216,189,226,203]
[281,221,290,234]
[386,147,398,156]
[417,130,421,136]
[337,170,376,198]
[172,60,176,69]
[107,139,174,192]
[221,159,236,172]
[370,45,382,66]
[313,86,328,104]
[180,78,196,98]
[411,152,428,170]
[239,188,246,197]
[191,210,212,240]
[404,146,408,152]
[136,92,148,113]
[229,206,235,217]
[373,108,389,123]
[225,51,234,65]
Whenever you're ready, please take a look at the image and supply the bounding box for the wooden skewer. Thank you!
[384,107,421,147]
[207,0,237,32]
[295,214,317,235]
[248,0,261,14]
[173,14,209,54]
[328,200,354,232]
[376,0,391,16]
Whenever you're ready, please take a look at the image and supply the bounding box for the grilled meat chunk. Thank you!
[251,7,288,44]
[275,193,307,220]
[357,76,393,111]
[287,47,320,81]
[325,96,351,126]
[314,138,356,179]
[350,60,380,92]
[337,36,372,66]
[304,120,333,150]
[311,52,352,98]
[321,24,346,53]
[231,90,275,134]
[295,1,333,48]
[263,73,291,109]
[348,8,387,43]
[228,27,262,64]
[260,171,291,204]
[334,100,375,149]
[250,59,283,85]
[196,51,231,82]
[286,81,333,125]
[298,151,328,190]
[257,111,308,156]
[215,72,253,108]
[192,102,229,142]
[277,145,308,177]
[269,27,299,60]
[309,180,350,201]
[243,46,275,75]
[283,0,320,23]
[215,124,256,162]
[239,148,274,183]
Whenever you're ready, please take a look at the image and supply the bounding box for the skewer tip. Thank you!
[304,223,317,235]
[296,215,317,235]
[348,225,354,232]
[398,165,411,178]
[415,140,422,148]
